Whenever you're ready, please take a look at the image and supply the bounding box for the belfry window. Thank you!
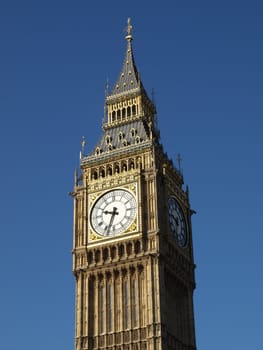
[122,108,126,119]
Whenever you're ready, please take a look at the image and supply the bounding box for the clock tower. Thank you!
[72,19,197,350]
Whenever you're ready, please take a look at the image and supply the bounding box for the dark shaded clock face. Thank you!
[90,189,137,236]
[168,197,187,247]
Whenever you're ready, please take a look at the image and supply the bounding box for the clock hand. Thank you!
[105,207,119,234]
[104,208,119,215]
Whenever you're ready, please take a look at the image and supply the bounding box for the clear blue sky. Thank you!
[0,1,262,349]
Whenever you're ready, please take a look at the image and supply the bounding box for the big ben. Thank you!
[72,19,197,350]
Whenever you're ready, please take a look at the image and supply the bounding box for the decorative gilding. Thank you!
[90,231,103,241]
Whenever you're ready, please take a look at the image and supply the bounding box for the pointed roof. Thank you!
[82,19,161,164]
[108,18,146,100]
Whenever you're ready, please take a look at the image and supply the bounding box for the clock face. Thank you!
[168,197,187,247]
[90,189,137,237]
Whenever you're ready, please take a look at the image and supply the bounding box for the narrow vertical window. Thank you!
[123,280,129,329]
[107,283,113,332]
[99,284,105,333]
[122,108,126,119]
[140,273,145,327]
[131,278,138,327]
[115,278,121,331]
[88,277,95,335]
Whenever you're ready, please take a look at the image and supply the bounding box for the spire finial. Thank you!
[125,17,133,41]
[105,78,109,97]
[80,136,86,159]
[103,79,109,124]
[177,153,183,175]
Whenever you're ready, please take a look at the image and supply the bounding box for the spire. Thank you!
[109,18,144,98]
[85,19,159,160]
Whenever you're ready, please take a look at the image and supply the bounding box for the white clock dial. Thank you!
[90,189,137,236]
[168,197,187,247]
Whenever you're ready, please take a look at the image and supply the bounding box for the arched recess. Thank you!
[107,166,112,176]
[95,250,101,263]
[129,158,135,170]
[92,169,98,180]
[87,251,93,264]
[135,241,141,254]
[122,161,127,172]
[126,242,132,256]
[99,167,105,178]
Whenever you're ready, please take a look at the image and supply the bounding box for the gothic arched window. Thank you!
[98,283,105,333]
[107,282,113,332]
[131,278,138,327]
[123,279,129,329]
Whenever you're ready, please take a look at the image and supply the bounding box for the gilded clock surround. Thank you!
[88,183,139,242]
[71,19,197,350]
